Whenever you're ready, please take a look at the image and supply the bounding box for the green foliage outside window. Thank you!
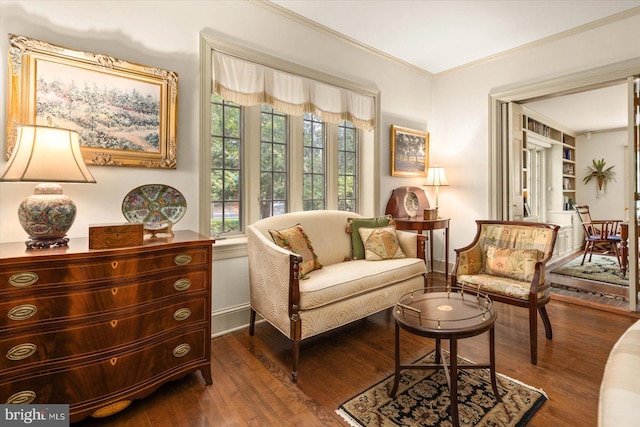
[210,93,241,235]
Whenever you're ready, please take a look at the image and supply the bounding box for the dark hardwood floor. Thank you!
[76,272,639,427]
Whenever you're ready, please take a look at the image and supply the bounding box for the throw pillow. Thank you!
[483,245,542,282]
[358,225,406,261]
[347,215,394,260]
[269,224,322,279]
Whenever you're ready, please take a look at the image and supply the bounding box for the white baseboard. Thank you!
[211,303,263,338]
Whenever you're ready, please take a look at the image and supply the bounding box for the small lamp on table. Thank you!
[423,166,448,219]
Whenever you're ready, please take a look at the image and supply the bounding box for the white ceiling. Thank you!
[524,84,629,133]
[270,0,640,133]
[271,1,640,75]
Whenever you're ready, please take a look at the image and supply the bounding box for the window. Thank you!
[338,120,358,212]
[303,113,326,210]
[523,134,549,221]
[200,35,380,240]
[260,106,288,218]
[210,93,241,235]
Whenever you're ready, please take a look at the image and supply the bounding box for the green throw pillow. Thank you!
[347,215,393,260]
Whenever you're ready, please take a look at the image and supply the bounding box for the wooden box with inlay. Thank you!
[89,223,143,249]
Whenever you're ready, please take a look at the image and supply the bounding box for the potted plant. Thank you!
[583,158,615,195]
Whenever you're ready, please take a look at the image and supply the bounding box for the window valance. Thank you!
[212,51,375,130]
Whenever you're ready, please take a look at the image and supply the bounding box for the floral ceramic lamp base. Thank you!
[18,183,76,249]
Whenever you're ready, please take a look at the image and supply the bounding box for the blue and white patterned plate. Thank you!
[122,184,186,230]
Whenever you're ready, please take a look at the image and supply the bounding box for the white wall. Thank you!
[431,12,640,255]
[0,1,433,245]
[0,0,433,334]
[575,130,628,219]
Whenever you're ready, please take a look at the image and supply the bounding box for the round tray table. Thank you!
[390,287,501,427]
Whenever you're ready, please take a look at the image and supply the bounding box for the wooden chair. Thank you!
[574,205,622,266]
[451,220,559,365]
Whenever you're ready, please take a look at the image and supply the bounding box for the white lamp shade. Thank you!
[424,167,449,187]
[1,125,96,183]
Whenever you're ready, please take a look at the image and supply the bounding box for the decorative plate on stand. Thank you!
[122,184,186,235]
[403,191,420,218]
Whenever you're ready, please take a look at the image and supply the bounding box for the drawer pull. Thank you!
[7,343,37,361]
[111,261,119,269]
[110,320,118,328]
[92,400,131,418]
[110,357,118,366]
[173,343,191,358]
[6,390,36,404]
[173,278,191,291]
[173,308,192,321]
[174,254,192,266]
[8,304,37,321]
[8,272,39,288]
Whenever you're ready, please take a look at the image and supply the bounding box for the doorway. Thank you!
[489,58,640,312]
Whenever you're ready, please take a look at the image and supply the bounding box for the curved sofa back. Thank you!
[249,210,361,267]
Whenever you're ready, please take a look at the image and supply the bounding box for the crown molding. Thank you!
[256,1,640,77]
[439,6,640,77]
[252,0,434,77]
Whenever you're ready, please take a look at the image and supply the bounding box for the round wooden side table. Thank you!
[389,287,501,427]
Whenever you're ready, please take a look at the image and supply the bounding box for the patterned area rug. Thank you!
[551,254,627,287]
[549,283,629,302]
[336,351,547,427]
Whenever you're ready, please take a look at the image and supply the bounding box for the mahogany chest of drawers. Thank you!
[0,230,213,423]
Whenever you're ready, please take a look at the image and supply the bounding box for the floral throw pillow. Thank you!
[347,215,394,260]
[358,225,406,261]
[269,223,322,279]
[483,244,542,282]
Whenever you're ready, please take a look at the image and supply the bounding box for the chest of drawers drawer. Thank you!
[0,246,209,293]
[0,270,207,331]
[0,297,207,374]
[0,328,208,414]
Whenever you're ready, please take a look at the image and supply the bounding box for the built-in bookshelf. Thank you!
[522,110,577,213]
[561,134,576,210]
[520,107,582,258]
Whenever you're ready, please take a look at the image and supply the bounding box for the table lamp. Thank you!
[424,166,448,218]
[0,125,96,248]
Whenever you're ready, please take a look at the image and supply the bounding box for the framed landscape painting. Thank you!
[6,34,178,168]
[390,125,429,177]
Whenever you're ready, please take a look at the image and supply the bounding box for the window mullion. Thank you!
[244,105,261,225]
[326,122,339,210]
[288,116,304,212]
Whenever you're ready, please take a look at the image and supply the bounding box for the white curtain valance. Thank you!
[212,51,375,130]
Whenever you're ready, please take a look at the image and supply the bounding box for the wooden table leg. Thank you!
[450,338,459,427]
[429,229,434,274]
[489,325,501,402]
[389,321,401,398]
[620,223,629,276]
[445,225,449,281]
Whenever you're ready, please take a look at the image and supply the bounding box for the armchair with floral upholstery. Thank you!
[451,220,559,365]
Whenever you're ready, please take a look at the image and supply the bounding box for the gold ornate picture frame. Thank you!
[6,34,178,168]
[390,125,429,177]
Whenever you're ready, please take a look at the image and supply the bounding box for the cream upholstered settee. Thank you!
[247,210,428,382]
[598,319,640,426]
